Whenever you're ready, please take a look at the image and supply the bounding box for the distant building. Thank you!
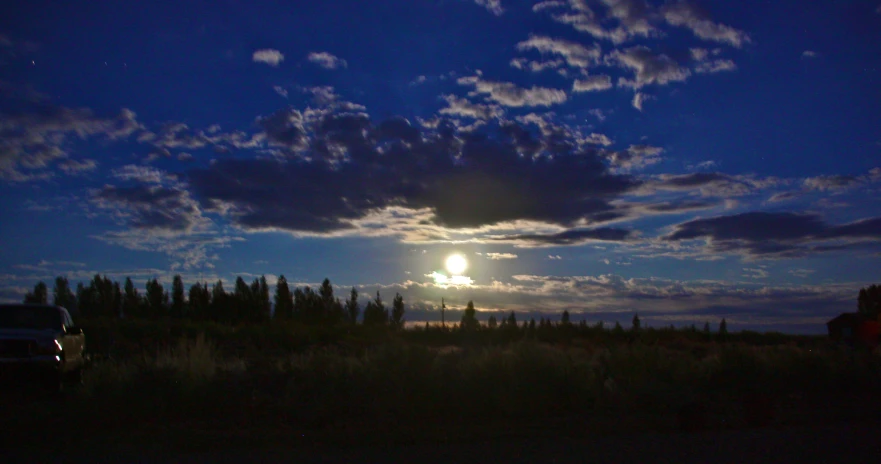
[826,313,880,348]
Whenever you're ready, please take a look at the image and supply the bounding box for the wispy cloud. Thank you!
[307,51,347,70]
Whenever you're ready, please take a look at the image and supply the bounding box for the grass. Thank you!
[3,321,880,453]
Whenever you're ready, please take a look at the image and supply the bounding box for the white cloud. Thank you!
[439,94,501,120]
[516,35,602,68]
[510,58,565,73]
[742,268,769,279]
[252,49,284,67]
[604,144,663,171]
[474,0,504,15]
[789,269,815,278]
[690,47,709,62]
[688,160,717,171]
[582,133,613,146]
[457,76,567,107]
[801,50,817,59]
[58,158,98,175]
[695,59,736,74]
[273,86,288,98]
[533,1,565,12]
[662,2,750,48]
[572,75,613,92]
[548,255,563,260]
[588,109,607,121]
[485,252,518,260]
[307,51,347,70]
[610,46,691,89]
[632,92,651,111]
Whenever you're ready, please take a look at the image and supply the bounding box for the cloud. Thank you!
[542,0,655,44]
[57,158,98,175]
[664,211,881,258]
[307,51,347,70]
[801,50,817,59]
[0,103,140,181]
[515,35,602,68]
[688,160,717,171]
[457,76,567,107]
[803,175,861,192]
[695,59,736,74]
[273,86,288,98]
[583,133,613,146]
[603,144,663,171]
[510,58,566,73]
[589,109,607,121]
[789,269,815,278]
[651,172,784,197]
[484,252,518,260]
[609,46,691,89]
[572,75,613,92]
[632,92,650,111]
[548,255,563,260]
[661,1,751,48]
[185,112,642,237]
[438,95,501,120]
[473,0,504,15]
[742,267,769,279]
[533,1,565,12]
[255,108,308,150]
[491,227,635,247]
[252,49,284,67]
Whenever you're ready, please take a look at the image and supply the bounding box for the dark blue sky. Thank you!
[2,0,880,332]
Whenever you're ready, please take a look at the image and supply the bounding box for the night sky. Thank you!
[2,0,880,333]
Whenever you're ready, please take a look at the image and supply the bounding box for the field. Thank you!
[3,319,880,455]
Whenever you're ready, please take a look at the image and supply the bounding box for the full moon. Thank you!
[445,254,468,275]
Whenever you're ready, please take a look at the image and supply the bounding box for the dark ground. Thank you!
[2,419,880,463]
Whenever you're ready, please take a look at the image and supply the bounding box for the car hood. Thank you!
[0,328,61,341]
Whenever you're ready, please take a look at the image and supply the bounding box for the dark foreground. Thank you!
[2,419,880,464]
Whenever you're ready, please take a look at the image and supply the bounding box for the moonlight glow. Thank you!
[445,254,468,275]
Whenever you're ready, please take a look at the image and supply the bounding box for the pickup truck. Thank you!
[0,304,86,391]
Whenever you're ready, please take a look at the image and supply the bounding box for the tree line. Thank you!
[22,275,406,328]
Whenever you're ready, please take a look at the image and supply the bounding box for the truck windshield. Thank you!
[0,306,62,330]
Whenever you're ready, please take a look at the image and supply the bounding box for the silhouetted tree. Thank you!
[145,278,168,318]
[75,282,91,315]
[233,277,252,323]
[171,275,185,318]
[719,318,728,337]
[24,281,49,305]
[363,291,388,326]
[613,321,624,334]
[460,300,479,331]
[632,313,641,332]
[345,287,360,324]
[258,276,271,323]
[391,293,405,329]
[487,315,498,329]
[528,318,536,332]
[211,280,229,322]
[188,282,210,320]
[273,275,294,321]
[703,322,711,334]
[122,277,141,318]
[506,311,517,327]
[858,285,881,319]
[561,310,571,326]
[53,277,76,310]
